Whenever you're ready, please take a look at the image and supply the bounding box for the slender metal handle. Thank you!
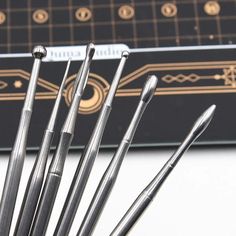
[0,111,31,235]
[30,174,62,236]
[31,43,95,236]
[110,105,216,236]
[110,192,152,236]
[77,75,158,236]
[14,59,71,236]
[77,140,130,236]
[54,51,129,236]
[30,132,73,236]
[54,105,112,236]
[0,46,46,236]
[14,130,54,236]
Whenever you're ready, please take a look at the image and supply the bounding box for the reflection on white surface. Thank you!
[0,147,236,236]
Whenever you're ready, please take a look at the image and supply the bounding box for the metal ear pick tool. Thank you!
[76,75,158,236]
[0,42,218,236]
[29,43,95,236]
[110,104,216,236]
[54,51,130,236]
[14,59,71,236]
[0,46,47,236]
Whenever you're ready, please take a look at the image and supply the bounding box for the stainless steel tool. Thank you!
[30,43,95,236]
[110,104,216,236]
[53,51,129,236]
[0,45,47,236]
[14,59,71,236]
[76,75,158,236]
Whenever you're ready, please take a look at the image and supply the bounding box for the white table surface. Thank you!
[0,146,236,236]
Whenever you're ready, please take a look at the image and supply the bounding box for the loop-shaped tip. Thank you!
[32,45,47,59]
[122,50,129,58]
[191,104,216,138]
[86,43,95,59]
[140,75,158,103]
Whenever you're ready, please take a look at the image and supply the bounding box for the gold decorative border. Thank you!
[0,69,58,101]
[1,60,236,113]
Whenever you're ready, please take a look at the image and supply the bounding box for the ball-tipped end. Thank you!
[191,104,216,139]
[140,75,158,103]
[86,42,95,59]
[121,50,129,58]
[32,45,47,59]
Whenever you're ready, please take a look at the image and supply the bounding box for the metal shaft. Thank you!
[14,59,71,236]
[30,43,95,236]
[77,75,158,236]
[0,46,46,236]
[53,51,129,236]
[110,104,216,236]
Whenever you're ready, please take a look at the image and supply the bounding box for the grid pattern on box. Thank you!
[0,0,236,53]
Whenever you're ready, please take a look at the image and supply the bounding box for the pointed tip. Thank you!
[203,104,216,122]
[65,58,72,71]
[63,59,72,83]
[66,57,72,71]
[140,75,158,103]
[191,104,216,139]
[47,60,71,131]
[208,104,216,114]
